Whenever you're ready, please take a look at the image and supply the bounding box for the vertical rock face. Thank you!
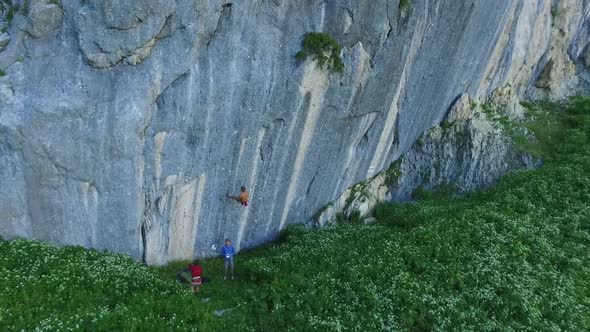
[0,0,589,264]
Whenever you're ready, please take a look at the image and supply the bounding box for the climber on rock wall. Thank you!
[227,186,249,207]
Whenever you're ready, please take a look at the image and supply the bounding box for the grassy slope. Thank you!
[1,98,589,331]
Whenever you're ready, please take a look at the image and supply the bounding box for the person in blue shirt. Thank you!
[221,239,235,280]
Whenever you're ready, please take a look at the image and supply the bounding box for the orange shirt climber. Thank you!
[238,191,249,206]
[227,186,249,207]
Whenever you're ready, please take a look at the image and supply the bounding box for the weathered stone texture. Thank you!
[1,0,588,264]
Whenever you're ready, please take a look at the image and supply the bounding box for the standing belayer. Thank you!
[221,239,235,280]
[227,186,249,207]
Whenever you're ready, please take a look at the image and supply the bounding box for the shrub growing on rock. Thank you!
[295,32,344,73]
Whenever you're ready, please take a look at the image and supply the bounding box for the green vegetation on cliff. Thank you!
[295,32,344,73]
[0,0,19,23]
[1,98,589,331]
[399,0,413,11]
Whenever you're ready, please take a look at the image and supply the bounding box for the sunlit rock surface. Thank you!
[1,0,588,264]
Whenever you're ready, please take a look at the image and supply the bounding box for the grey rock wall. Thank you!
[1,0,589,264]
[389,88,536,202]
[312,87,537,225]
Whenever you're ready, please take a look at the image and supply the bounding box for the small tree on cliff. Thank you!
[295,32,344,73]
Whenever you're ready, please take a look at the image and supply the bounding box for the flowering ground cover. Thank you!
[1,98,589,331]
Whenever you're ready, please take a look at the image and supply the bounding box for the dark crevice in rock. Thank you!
[535,58,554,89]
[140,201,149,265]
[107,24,137,32]
[154,14,173,41]
[528,50,551,90]
[40,144,69,175]
[361,118,377,143]
[207,3,232,48]
[139,128,156,265]
[38,144,99,192]
[342,6,353,23]
[391,112,401,153]
[578,43,590,67]
[92,40,108,53]
[385,0,394,41]
[83,13,173,69]
[305,168,320,196]
[149,71,189,116]
[443,94,464,122]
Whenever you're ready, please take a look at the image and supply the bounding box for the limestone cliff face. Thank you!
[1,0,589,264]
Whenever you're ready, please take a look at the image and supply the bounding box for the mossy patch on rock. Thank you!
[295,32,344,73]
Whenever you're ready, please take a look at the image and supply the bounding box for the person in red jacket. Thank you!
[188,259,203,295]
